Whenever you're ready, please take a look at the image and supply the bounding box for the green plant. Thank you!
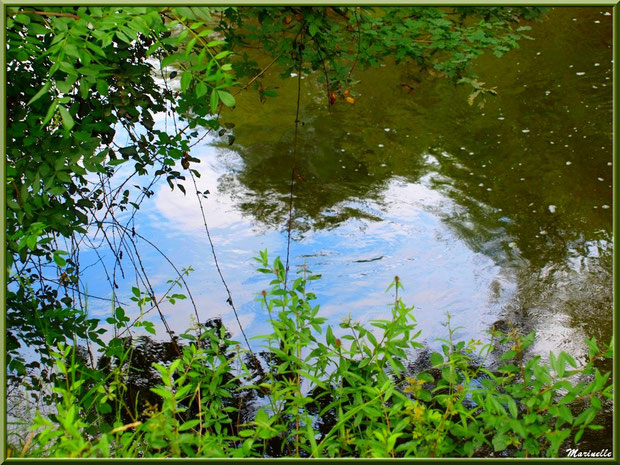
[16,254,612,459]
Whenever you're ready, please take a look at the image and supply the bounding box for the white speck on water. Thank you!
[568,134,572,138]
[460,147,466,150]
[341,149,346,152]
[478,183,484,187]
[486,188,492,191]
[533,210,537,213]
[469,152,474,155]
[550,141,555,145]
[603,11,611,16]
[540,230,547,235]
[544,90,551,95]
[509,242,517,248]
[598,177,604,181]
[346,132,350,135]
[378,144,384,148]
[290,72,298,77]
[520,178,525,181]
[342,165,346,169]
[594,20,600,23]
[564,145,569,148]
[593,206,598,209]
[384,128,390,132]
[498,116,505,120]
[405,135,409,138]
[536,52,541,56]
[572,18,577,21]
[528,202,534,207]
[548,205,557,213]
[607,162,612,166]
[380,163,387,167]
[354,168,358,171]
[482,164,487,168]
[569,65,574,68]
[602,205,610,209]
[576,72,586,76]
[550,130,554,133]
[594,63,600,67]
[518,163,522,166]
[522,129,530,133]
[592,85,598,89]
[469,172,474,175]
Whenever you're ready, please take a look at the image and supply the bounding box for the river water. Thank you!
[83,7,612,363]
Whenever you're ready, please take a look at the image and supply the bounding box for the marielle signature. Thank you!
[565,448,612,458]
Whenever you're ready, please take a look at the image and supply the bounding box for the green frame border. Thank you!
[0,2,617,463]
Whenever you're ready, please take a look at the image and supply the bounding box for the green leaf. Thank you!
[196,81,208,98]
[27,81,51,105]
[179,416,200,431]
[499,350,518,362]
[14,13,31,25]
[96,79,109,96]
[217,90,235,107]
[574,428,584,443]
[507,397,518,418]
[492,433,507,452]
[214,50,232,60]
[58,105,74,130]
[185,37,198,56]
[430,352,443,366]
[42,99,59,126]
[210,89,219,112]
[180,71,193,92]
[53,253,66,267]
[326,325,335,346]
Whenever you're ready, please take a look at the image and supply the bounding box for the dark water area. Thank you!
[67,5,618,454]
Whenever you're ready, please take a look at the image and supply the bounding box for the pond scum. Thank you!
[8,250,612,459]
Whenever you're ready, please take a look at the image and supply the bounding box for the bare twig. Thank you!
[189,171,253,354]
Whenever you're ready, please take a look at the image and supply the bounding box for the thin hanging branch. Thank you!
[105,221,201,330]
[284,28,305,289]
[189,170,253,354]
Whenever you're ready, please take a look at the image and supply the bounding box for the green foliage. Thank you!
[217,6,546,104]
[15,253,612,458]
[6,6,236,383]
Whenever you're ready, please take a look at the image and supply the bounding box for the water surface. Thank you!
[84,7,613,361]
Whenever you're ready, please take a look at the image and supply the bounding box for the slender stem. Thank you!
[189,171,253,354]
[30,10,80,20]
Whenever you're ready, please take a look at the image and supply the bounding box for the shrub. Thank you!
[14,252,613,458]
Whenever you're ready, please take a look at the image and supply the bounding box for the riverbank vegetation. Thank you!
[7,253,613,458]
[5,6,613,458]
